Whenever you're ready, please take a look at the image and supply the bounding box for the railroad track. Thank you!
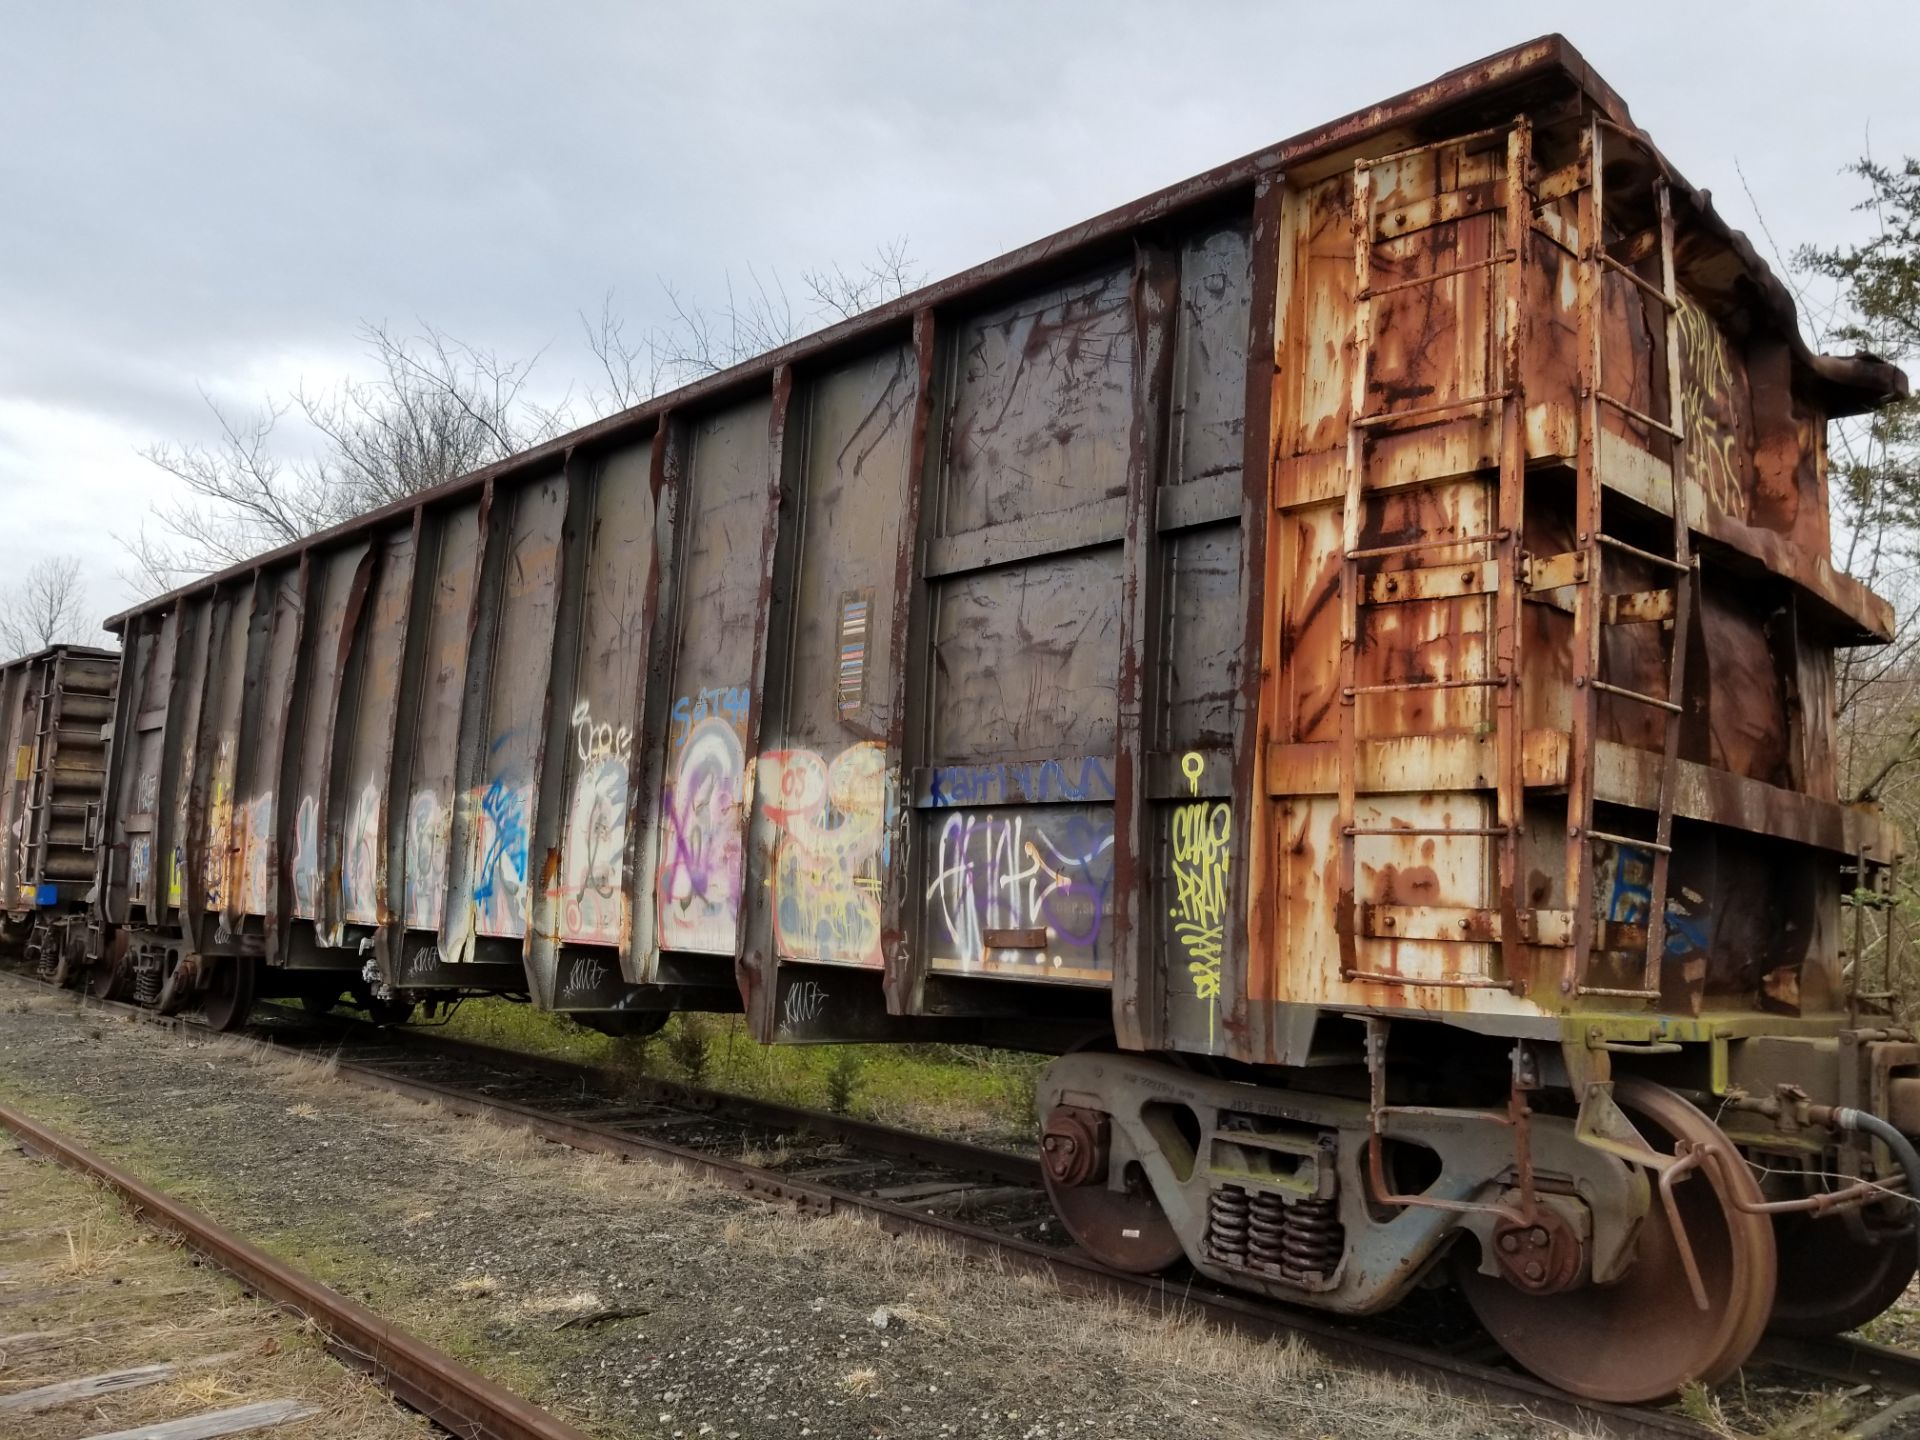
[0,1097,590,1440]
[6,968,1919,1440]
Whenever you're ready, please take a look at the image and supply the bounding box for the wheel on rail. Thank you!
[1767,1211,1917,1338]
[1039,1104,1185,1273]
[1456,1077,1777,1403]
[87,930,131,1002]
[198,957,256,1032]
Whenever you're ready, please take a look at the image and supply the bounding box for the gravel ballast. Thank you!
[0,990,1585,1439]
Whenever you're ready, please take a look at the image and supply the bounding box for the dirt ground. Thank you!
[0,991,1600,1439]
[0,1111,430,1438]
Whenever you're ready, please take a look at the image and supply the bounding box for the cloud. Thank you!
[2,1,1915,622]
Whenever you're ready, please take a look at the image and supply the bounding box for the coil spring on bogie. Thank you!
[1247,1190,1287,1270]
[133,953,161,1008]
[1280,1196,1343,1280]
[1207,1185,1250,1266]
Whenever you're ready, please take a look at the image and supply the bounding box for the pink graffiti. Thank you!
[656,714,745,952]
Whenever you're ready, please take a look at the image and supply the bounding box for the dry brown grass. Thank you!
[0,1136,431,1440]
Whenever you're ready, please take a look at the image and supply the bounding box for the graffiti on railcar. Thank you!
[925,807,1114,982]
[926,755,1115,807]
[473,770,531,937]
[129,835,152,896]
[292,794,319,917]
[203,736,235,911]
[342,780,380,922]
[1676,295,1746,523]
[657,686,750,953]
[1169,750,1230,1044]
[761,741,887,967]
[1595,842,1708,961]
[403,789,447,930]
[560,699,631,944]
[241,795,271,914]
[781,978,829,1029]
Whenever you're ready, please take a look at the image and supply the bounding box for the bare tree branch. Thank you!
[0,556,93,656]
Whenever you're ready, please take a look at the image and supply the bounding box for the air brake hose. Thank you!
[1832,1106,1920,1266]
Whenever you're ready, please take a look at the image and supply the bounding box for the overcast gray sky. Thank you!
[4,1,1917,634]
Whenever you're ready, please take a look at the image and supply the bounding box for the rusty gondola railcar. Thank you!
[0,644,116,978]
[80,36,1920,1400]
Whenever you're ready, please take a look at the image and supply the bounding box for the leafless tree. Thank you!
[125,323,577,594]
[126,243,923,593]
[582,237,922,413]
[0,556,94,657]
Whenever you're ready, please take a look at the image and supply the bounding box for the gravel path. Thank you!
[0,991,1581,1440]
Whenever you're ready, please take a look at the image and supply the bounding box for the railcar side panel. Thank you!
[552,441,654,955]
[750,347,914,978]
[337,527,416,928]
[402,502,482,936]
[453,475,566,946]
[652,402,771,959]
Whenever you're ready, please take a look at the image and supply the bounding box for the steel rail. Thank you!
[0,1099,590,1440]
[0,970,1724,1438]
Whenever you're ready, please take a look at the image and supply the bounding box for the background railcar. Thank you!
[0,645,116,979]
[70,35,1920,1400]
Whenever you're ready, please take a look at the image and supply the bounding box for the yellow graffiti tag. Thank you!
[1676,297,1745,522]
[1171,751,1230,1046]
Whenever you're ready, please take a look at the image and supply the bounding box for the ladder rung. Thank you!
[1354,389,1513,432]
[1596,389,1682,440]
[1359,253,1517,303]
[1587,829,1673,854]
[1576,985,1660,1000]
[1344,969,1516,992]
[1345,825,1510,837]
[1589,680,1683,714]
[1600,250,1678,309]
[1346,530,1507,563]
[1345,676,1507,698]
[1596,534,1692,573]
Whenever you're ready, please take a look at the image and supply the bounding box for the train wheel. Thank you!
[88,932,130,1001]
[1768,1212,1917,1338]
[199,958,256,1032]
[1039,1105,1185,1273]
[1457,1078,1777,1403]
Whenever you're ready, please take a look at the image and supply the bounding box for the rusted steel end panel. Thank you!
[1256,94,1907,1035]
[0,645,118,922]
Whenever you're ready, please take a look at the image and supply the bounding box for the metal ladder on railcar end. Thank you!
[1335,117,1536,995]
[21,667,59,976]
[1559,116,1694,1005]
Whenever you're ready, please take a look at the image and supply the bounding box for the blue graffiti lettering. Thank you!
[926,756,1115,808]
[1604,844,1707,959]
